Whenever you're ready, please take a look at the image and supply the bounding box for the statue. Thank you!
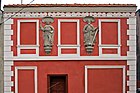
[40,16,54,54]
[83,16,98,54]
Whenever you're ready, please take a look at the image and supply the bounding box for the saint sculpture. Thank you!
[83,16,99,54]
[40,16,54,54]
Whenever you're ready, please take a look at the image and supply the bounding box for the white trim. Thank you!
[17,20,39,56]
[58,19,80,57]
[4,41,13,46]
[99,19,121,56]
[127,18,136,25]
[4,77,11,82]
[4,47,11,52]
[4,71,13,77]
[4,92,14,93]
[4,61,13,66]
[127,60,136,66]
[4,25,11,30]
[127,81,136,86]
[4,12,136,18]
[4,52,13,57]
[4,82,14,87]
[4,36,11,41]
[4,56,136,61]
[15,66,37,93]
[85,65,125,93]
[4,66,11,71]
[129,76,136,81]
[129,36,136,41]
[129,66,136,71]
[4,18,14,93]
[4,30,13,36]
[127,17,136,93]
[4,19,13,24]
[127,30,136,36]
[4,87,11,92]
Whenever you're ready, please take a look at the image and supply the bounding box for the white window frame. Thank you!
[17,20,39,57]
[58,19,80,57]
[99,19,121,56]
[85,65,125,93]
[15,66,37,93]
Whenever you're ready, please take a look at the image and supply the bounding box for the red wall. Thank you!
[12,61,127,93]
[11,18,128,56]
[11,17,129,93]
[18,70,35,93]
[88,68,123,93]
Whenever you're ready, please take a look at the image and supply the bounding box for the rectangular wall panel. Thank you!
[85,66,125,93]
[101,22,118,44]
[20,22,36,45]
[61,22,77,44]
[18,70,35,93]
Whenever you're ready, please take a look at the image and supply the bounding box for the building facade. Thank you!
[3,4,137,93]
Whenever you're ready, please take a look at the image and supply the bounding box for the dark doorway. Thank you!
[48,75,68,93]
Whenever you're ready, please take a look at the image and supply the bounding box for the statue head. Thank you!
[83,16,95,24]
[42,16,54,25]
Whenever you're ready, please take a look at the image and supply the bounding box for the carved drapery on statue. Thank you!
[83,16,99,54]
[40,16,54,54]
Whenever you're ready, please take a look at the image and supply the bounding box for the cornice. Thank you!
[4,12,136,18]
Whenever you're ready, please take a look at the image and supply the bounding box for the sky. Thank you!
[1,0,140,10]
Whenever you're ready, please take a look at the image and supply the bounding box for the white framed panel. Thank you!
[98,19,121,56]
[15,66,37,93]
[58,19,80,57]
[17,20,39,56]
[85,65,125,93]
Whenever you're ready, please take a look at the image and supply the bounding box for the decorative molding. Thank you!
[17,20,39,56]
[4,12,136,18]
[15,66,37,93]
[83,16,99,54]
[58,19,80,57]
[127,17,136,93]
[127,30,136,35]
[85,65,125,93]
[98,19,121,56]
[4,56,136,61]
[4,30,13,36]
[4,25,11,30]
[4,82,14,87]
[4,18,14,93]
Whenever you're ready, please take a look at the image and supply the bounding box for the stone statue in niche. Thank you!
[83,16,99,54]
[40,16,54,54]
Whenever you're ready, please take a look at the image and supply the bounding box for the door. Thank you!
[48,75,68,93]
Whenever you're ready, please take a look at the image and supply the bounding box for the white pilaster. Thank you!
[4,18,14,93]
[127,17,136,93]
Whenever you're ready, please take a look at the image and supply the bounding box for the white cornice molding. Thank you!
[4,12,135,18]
[4,56,136,61]
[4,6,136,12]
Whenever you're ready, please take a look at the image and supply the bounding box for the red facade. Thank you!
[3,4,137,93]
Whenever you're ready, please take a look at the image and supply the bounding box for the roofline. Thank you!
[4,4,137,8]
[3,4,137,13]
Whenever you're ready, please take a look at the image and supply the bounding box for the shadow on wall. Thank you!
[137,9,140,90]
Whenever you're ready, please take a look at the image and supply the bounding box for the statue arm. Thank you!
[50,25,54,33]
[83,25,88,33]
[50,25,54,30]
